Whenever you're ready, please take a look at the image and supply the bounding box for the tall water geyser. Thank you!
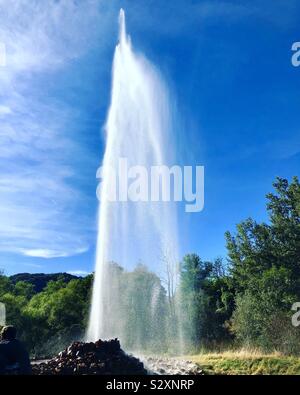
[87,9,181,352]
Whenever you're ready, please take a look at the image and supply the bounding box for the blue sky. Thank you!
[0,0,299,276]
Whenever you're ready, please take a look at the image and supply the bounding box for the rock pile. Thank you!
[32,339,147,375]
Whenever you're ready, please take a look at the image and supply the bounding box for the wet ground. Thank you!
[142,356,204,375]
[31,356,204,375]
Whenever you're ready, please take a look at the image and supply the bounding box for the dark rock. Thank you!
[32,339,147,376]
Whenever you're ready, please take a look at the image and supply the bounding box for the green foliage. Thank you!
[97,263,169,353]
[0,176,298,357]
[9,272,79,293]
[121,264,168,352]
[0,272,12,296]
[179,254,233,351]
[189,352,300,375]
[227,177,300,353]
[14,281,35,299]
[0,273,93,356]
[24,275,93,354]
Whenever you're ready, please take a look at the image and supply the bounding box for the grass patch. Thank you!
[183,350,300,375]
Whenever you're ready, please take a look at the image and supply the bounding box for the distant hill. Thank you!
[9,272,79,293]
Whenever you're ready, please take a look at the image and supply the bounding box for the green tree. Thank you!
[0,272,12,297]
[226,177,300,353]
[14,281,35,300]
[179,254,234,350]
[121,264,168,352]
[179,254,213,349]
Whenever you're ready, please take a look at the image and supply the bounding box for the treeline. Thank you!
[0,177,299,356]
[181,176,300,354]
[0,273,93,356]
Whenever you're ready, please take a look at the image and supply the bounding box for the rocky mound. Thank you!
[32,339,147,375]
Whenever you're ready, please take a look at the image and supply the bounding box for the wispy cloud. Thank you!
[0,0,112,259]
[0,105,11,115]
[67,270,91,277]
[21,248,89,259]
[0,0,111,82]
[24,263,43,269]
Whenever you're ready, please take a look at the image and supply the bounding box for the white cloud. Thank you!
[0,0,112,259]
[24,263,43,269]
[20,247,89,259]
[0,105,11,115]
[0,0,112,84]
[67,270,91,277]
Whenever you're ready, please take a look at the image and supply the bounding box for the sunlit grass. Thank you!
[182,350,300,375]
